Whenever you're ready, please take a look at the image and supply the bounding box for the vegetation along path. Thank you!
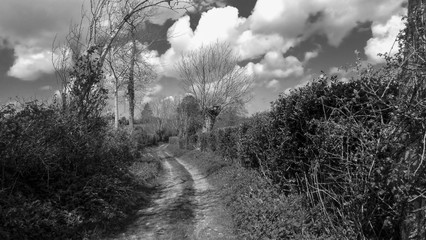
[107,144,234,240]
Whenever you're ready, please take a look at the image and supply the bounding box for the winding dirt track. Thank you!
[107,144,235,240]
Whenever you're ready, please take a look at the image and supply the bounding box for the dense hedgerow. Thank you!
[199,64,426,238]
[0,101,152,239]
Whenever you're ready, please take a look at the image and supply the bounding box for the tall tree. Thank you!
[176,41,254,132]
[53,0,180,115]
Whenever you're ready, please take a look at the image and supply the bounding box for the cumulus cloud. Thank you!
[266,79,280,90]
[7,45,55,81]
[235,31,295,60]
[365,14,405,64]
[304,50,320,63]
[247,51,304,80]
[161,1,404,79]
[160,6,248,76]
[249,0,405,46]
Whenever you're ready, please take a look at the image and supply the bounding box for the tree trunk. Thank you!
[61,91,67,112]
[202,106,221,133]
[114,85,119,129]
[202,114,216,133]
[128,35,136,133]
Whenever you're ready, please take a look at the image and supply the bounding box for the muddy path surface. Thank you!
[106,144,235,240]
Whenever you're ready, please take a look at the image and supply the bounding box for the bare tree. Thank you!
[105,38,157,129]
[176,41,253,132]
[151,96,180,136]
[52,0,182,115]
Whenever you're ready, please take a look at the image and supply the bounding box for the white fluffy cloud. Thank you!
[304,50,319,63]
[266,79,280,90]
[160,6,248,76]
[161,1,404,79]
[7,45,55,81]
[365,14,405,64]
[247,51,304,80]
[0,0,86,81]
[249,0,405,46]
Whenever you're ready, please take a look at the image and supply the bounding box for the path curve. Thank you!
[106,144,233,240]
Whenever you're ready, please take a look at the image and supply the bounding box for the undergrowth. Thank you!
[166,144,338,239]
[0,101,161,239]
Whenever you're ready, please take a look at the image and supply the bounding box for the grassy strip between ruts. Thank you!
[166,144,339,240]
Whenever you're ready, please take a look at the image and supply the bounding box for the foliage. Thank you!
[177,95,203,149]
[197,62,426,238]
[0,101,148,239]
[68,46,107,120]
[140,103,154,124]
[167,146,338,239]
[168,136,179,145]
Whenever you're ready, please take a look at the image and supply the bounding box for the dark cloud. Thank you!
[0,47,15,77]
[306,11,325,25]
[285,21,372,74]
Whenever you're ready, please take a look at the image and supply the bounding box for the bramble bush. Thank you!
[0,101,148,239]
[198,62,426,238]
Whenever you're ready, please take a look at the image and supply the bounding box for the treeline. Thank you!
[188,59,426,238]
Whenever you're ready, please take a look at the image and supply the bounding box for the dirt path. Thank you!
[106,144,235,240]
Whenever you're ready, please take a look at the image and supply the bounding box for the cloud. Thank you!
[266,79,280,90]
[160,6,249,76]
[365,14,405,64]
[0,0,86,48]
[247,51,304,80]
[249,0,405,46]
[235,31,295,60]
[0,0,85,81]
[161,1,405,79]
[39,85,52,91]
[304,50,319,63]
[142,84,163,104]
[7,45,55,81]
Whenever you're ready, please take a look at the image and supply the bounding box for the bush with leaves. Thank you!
[0,101,145,239]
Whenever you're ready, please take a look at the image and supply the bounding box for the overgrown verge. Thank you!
[0,101,160,239]
[193,58,426,238]
[166,144,335,239]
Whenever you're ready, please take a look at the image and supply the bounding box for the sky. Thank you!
[0,0,408,115]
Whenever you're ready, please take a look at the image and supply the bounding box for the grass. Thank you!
[166,144,339,239]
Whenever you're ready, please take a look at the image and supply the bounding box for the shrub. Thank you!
[237,113,272,170]
[216,127,239,161]
[199,132,209,151]
[0,101,145,239]
[169,136,179,145]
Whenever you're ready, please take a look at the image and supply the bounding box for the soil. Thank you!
[105,144,236,240]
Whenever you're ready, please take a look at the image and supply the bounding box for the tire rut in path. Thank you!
[108,144,211,240]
